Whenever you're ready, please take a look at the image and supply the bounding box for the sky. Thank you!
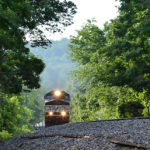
[49,0,120,40]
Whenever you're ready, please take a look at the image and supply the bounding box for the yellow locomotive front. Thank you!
[44,90,70,127]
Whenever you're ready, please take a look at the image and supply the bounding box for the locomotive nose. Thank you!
[45,90,70,127]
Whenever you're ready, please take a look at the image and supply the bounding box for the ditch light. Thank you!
[49,111,53,116]
[61,110,66,117]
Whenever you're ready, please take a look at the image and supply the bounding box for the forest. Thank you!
[0,0,76,140]
[1,0,150,141]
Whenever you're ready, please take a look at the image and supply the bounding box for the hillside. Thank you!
[30,38,74,94]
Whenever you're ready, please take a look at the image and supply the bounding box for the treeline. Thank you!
[0,0,76,141]
[0,38,74,141]
[69,0,150,122]
[0,90,44,140]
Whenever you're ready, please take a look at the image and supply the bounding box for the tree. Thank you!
[22,89,45,125]
[69,20,121,121]
[69,20,106,65]
[69,13,150,121]
[0,93,33,140]
[98,0,150,92]
[69,1,150,121]
[118,101,144,118]
[0,0,76,94]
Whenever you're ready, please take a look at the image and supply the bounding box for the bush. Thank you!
[118,101,144,118]
[0,130,12,141]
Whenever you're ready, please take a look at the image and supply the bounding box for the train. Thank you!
[44,90,70,127]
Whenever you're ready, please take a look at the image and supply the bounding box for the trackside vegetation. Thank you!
[0,0,76,141]
[69,0,150,122]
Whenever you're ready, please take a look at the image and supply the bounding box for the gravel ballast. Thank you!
[1,117,150,150]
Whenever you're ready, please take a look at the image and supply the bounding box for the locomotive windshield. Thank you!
[44,90,70,105]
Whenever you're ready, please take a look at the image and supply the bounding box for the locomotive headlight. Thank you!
[49,111,53,116]
[54,90,61,96]
[61,110,66,117]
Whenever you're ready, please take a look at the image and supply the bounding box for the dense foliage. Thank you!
[0,0,76,94]
[101,0,150,92]
[0,94,32,140]
[69,0,150,122]
[0,0,76,140]
[0,88,46,141]
[0,38,74,141]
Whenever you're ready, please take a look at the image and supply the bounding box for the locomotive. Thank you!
[44,90,70,127]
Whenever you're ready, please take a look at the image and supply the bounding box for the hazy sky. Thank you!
[49,0,120,40]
